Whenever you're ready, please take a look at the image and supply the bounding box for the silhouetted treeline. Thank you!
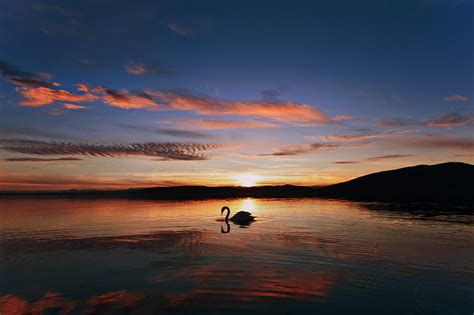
[1,162,473,204]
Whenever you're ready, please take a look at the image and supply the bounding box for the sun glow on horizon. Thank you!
[234,174,262,187]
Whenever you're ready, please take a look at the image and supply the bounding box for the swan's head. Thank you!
[221,206,229,215]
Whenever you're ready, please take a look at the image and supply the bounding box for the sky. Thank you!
[0,0,472,190]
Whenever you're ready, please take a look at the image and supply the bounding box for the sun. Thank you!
[234,174,262,187]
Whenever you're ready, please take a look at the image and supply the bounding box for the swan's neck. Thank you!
[224,207,230,221]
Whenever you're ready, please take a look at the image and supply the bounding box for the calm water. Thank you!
[0,198,472,314]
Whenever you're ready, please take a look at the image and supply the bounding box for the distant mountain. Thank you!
[130,185,318,200]
[0,185,318,200]
[315,162,474,203]
[1,162,472,203]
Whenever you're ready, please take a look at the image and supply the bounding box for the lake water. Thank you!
[0,198,472,314]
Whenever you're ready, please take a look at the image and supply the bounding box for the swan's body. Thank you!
[221,206,255,225]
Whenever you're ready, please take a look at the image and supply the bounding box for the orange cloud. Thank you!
[17,86,98,106]
[1,61,344,123]
[332,115,352,121]
[171,119,280,130]
[63,103,89,109]
[147,91,332,123]
[0,292,75,315]
[76,83,89,92]
[94,87,159,109]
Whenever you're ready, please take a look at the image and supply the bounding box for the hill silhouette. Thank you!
[315,162,474,203]
[1,162,472,203]
[0,185,318,199]
[128,185,318,199]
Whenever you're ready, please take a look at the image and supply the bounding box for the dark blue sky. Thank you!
[0,0,472,189]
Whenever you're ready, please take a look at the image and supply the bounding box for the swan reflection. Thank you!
[221,222,230,233]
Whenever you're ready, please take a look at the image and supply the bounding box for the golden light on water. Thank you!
[234,174,262,187]
[239,198,257,211]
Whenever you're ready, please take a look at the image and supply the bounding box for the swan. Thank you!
[221,206,255,225]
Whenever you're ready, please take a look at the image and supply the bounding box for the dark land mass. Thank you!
[315,162,474,203]
[1,162,472,204]
[0,185,319,200]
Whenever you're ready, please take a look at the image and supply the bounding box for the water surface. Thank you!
[0,198,472,314]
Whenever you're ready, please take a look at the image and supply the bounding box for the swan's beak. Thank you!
[220,209,223,215]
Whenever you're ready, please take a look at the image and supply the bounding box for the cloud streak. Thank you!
[4,157,82,162]
[366,154,413,161]
[149,91,333,123]
[0,60,54,88]
[443,94,469,102]
[425,113,474,127]
[167,23,192,36]
[259,143,341,157]
[379,113,474,128]
[0,139,225,161]
[308,129,413,142]
[170,119,280,130]
[117,124,209,139]
[391,136,474,151]
[0,174,187,190]
[124,61,172,76]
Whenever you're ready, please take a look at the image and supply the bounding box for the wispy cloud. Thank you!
[124,61,172,76]
[390,135,474,150]
[259,143,341,157]
[0,174,187,190]
[156,129,208,139]
[0,127,70,140]
[0,60,55,88]
[4,157,82,162]
[100,88,335,123]
[308,129,413,142]
[146,91,333,123]
[77,59,102,70]
[167,23,192,36]
[255,139,371,157]
[425,113,474,127]
[170,119,280,130]
[0,139,225,161]
[378,117,420,128]
[118,124,209,139]
[379,113,474,128]
[443,94,469,102]
[63,103,88,110]
[333,161,358,164]
[49,103,90,115]
[367,154,413,161]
